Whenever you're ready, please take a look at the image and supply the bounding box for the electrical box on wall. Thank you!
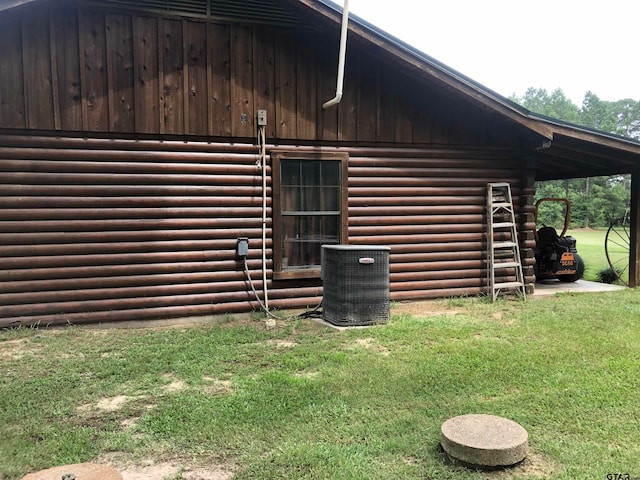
[257,110,267,126]
[237,237,249,258]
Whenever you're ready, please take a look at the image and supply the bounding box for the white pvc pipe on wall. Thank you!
[322,0,350,109]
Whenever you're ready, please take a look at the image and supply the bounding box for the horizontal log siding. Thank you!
[346,151,536,301]
[0,136,293,327]
[0,135,534,327]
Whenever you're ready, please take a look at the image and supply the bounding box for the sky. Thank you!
[328,0,640,106]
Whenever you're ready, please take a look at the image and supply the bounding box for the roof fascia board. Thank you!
[529,113,640,155]
[0,0,40,12]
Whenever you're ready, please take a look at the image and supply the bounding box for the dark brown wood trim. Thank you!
[630,170,640,287]
[273,268,321,281]
[271,149,349,280]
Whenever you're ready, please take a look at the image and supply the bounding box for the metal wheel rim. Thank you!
[605,217,630,286]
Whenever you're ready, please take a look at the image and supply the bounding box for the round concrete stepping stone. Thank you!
[441,414,528,468]
[22,462,123,480]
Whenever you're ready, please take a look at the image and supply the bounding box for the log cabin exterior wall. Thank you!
[0,2,538,327]
[0,135,535,327]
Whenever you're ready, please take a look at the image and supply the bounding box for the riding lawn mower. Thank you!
[534,198,585,283]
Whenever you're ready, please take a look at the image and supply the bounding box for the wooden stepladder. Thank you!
[486,183,526,301]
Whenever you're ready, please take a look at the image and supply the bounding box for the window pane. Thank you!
[302,161,321,186]
[281,214,340,268]
[282,186,300,211]
[321,161,340,186]
[319,186,340,211]
[281,160,300,185]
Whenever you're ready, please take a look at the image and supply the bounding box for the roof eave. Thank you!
[0,0,40,12]
[294,0,555,140]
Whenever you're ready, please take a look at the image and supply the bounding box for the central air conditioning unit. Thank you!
[321,245,391,326]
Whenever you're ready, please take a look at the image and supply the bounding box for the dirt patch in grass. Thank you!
[293,371,320,379]
[77,394,150,414]
[392,300,462,318]
[161,373,188,393]
[202,377,234,395]
[262,339,298,348]
[0,337,46,359]
[101,454,234,480]
[120,462,233,480]
[441,447,558,479]
[485,450,558,479]
[354,337,391,356]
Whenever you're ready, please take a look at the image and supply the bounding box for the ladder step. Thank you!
[494,281,525,290]
[491,202,514,209]
[493,262,522,269]
[493,241,518,249]
[492,222,515,228]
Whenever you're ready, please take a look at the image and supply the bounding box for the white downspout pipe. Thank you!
[322,0,350,109]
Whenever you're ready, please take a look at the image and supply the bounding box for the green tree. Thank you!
[512,88,636,229]
[580,91,618,132]
[511,87,580,123]
[612,98,640,139]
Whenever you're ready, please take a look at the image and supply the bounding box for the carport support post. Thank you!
[630,170,640,288]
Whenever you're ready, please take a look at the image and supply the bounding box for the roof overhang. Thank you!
[286,0,640,180]
[0,0,44,11]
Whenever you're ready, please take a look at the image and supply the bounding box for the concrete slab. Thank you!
[532,279,625,296]
[310,317,380,331]
[441,414,528,468]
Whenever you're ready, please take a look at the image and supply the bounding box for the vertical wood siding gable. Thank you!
[106,13,135,132]
[51,9,83,131]
[134,15,161,133]
[207,22,232,136]
[161,18,185,134]
[0,21,26,128]
[80,10,109,131]
[0,4,503,146]
[22,13,55,130]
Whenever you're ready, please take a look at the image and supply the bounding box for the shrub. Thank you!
[596,267,619,284]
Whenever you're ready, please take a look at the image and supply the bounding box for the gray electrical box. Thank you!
[257,110,267,126]
[237,237,249,258]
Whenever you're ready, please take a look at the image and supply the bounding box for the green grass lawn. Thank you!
[2,292,640,479]
[566,229,610,281]
[566,228,632,284]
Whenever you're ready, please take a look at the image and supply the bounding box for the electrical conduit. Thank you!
[259,125,269,311]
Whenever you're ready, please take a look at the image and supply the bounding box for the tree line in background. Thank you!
[510,88,639,229]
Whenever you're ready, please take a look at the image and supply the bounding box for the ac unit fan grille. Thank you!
[322,246,390,327]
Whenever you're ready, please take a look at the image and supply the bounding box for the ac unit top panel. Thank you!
[322,244,391,252]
